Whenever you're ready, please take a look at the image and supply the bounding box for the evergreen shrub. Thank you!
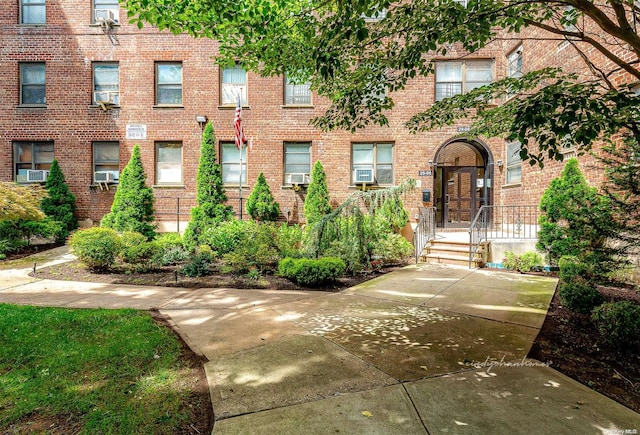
[592,301,640,349]
[69,227,121,270]
[278,257,346,286]
[246,173,281,222]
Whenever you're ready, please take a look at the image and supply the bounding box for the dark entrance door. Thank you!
[443,167,476,228]
[433,140,491,228]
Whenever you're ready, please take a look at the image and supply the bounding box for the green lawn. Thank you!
[0,304,206,433]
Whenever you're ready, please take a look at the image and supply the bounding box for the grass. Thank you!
[0,304,204,433]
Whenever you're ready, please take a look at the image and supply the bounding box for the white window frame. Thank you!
[284,75,312,105]
[93,62,120,106]
[156,142,183,185]
[20,0,46,24]
[155,62,183,106]
[14,141,54,183]
[221,64,247,106]
[221,142,247,185]
[351,142,394,185]
[284,142,311,184]
[435,60,494,101]
[505,141,522,185]
[93,141,120,183]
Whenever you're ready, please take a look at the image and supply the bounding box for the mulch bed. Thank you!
[529,284,640,414]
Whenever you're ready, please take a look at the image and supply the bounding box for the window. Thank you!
[93,0,119,24]
[14,141,54,183]
[362,8,387,21]
[506,46,522,99]
[21,0,46,24]
[284,75,311,105]
[284,142,311,184]
[93,142,119,182]
[351,143,394,185]
[435,60,493,101]
[93,63,119,106]
[20,63,46,105]
[221,64,247,105]
[156,62,183,105]
[221,142,247,184]
[505,141,522,184]
[507,47,523,79]
[156,142,183,185]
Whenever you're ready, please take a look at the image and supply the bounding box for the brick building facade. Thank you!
[1,1,632,232]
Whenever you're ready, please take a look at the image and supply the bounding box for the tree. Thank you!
[41,159,78,242]
[183,122,233,250]
[101,145,156,239]
[304,161,331,226]
[123,0,640,165]
[0,182,46,222]
[536,158,618,275]
[246,173,281,222]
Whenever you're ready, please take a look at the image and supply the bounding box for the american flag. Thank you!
[234,93,247,150]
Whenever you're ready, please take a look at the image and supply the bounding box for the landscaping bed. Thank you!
[529,284,640,414]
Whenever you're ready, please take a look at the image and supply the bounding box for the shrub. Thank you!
[558,255,590,282]
[374,194,409,233]
[155,232,184,249]
[181,252,213,277]
[201,220,246,256]
[592,301,640,349]
[304,161,331,225]
[503,251,544,273]
[220,221,281,274]
[155,246,189,266]
[278,257,346,286]
[183,123,233,250]
[121,241,160,271]
[277,224,304,258]
[558,278,605,314]
[41,159,78,242]
[369,233,413,264]
[101,145,156,239]
[537,158,617,276]
[246,172,281,222]
[69,227,121,270]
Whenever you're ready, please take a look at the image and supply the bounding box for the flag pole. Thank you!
[239,141,243,220]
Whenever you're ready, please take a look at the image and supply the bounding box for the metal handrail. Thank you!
[468,205,540,267]
[414,206,436,263]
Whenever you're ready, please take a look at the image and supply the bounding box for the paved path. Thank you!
[1,247,639,434]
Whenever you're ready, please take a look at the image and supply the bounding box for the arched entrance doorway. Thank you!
[433,139,494,228]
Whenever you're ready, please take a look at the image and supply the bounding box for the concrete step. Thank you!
[420,239,471,267]
[420,252,470,267]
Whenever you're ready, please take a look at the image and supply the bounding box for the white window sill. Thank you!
[502,182,522,188]
[153,184,185,189]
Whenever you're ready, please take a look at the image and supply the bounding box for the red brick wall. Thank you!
[1,2,631,228]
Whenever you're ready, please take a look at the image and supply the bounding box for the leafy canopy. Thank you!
[123,0,640,164]
[0,182,46,222]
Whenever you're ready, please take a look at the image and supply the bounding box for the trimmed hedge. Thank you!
[278,257,346,287]
[69,227,121,270]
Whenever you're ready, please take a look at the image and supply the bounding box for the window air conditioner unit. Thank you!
[353,168,374,184]
[94,171,116,183]
[95,9,119,24]
[26,170,49,182]
[94,91,119,105]
[286,173,309,185]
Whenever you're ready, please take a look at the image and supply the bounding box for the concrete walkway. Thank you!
[1,247,639,434]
